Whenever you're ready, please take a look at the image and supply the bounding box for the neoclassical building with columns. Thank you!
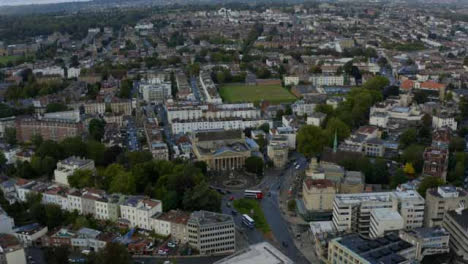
[191,129,252,171]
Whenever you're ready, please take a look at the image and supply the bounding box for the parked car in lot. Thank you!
[158,249,167,255]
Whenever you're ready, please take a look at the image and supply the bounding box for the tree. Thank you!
[44,246,70,264]
[449,137,466,152]
[61,137,87,157]
[390,168,409,189]
[68,169,94,188]
[401,144,425,173]
[403,162,415,176]
[86,141,106,166]
[287,200,296,211]
[182,182,221,212]
[258,123,270,133]
[297,125,328,157]
[399,128,418,149]
[93,243,131,264]
[89,119,106,142]
[361,76,390,91]
[118,79,132,99]
[418,176,444,198]
[4,127,17,145]
[325,117,351,144]
[0,152,6,169]
[45,103,68,113]
[109,170,135,194]
[245,156,264,175]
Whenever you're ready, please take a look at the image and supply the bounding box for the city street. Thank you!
[219,152,312,264]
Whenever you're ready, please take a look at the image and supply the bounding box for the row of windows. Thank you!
[201,230,234,237]
[201,242,235,250]
[201,236,234,244]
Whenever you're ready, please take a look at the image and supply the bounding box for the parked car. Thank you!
[282,241,288,248]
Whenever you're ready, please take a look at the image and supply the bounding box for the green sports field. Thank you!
[0,55,20,64]
[219,84,296,104]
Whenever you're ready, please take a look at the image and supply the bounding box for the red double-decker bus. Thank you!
[244,190,263,199]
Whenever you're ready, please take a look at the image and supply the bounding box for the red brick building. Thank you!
[423,147,449,182]
[16,117,84,142]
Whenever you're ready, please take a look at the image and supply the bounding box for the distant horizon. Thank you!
[0,0,91,7]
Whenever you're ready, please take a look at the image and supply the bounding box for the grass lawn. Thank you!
[0,55,20,64]
[219,83,296,104]
[233,198,271,234]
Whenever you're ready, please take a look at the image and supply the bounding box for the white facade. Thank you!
[171,118,271,134]
[141,82,172,103]
[370,208,404,238]
[54,157,95,186]
[33,66,65,77]
[67,67,81,78]
[284,76,300,86]
[120,197,162,230]
[166,103,261,124]
[309,75,344,86]
[432,115,457,131]
[14,225,48,246]
[67,192,83,214]
[391,190,425,229]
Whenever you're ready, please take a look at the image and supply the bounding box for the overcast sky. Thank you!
[0,0,91,6]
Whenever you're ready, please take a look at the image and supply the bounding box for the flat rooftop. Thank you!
[335,192,392,204]
[189,210,233,226]
[337,233,414,264]
[213,242,294,264]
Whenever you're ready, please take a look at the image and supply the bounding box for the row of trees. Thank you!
[68,158,220,213]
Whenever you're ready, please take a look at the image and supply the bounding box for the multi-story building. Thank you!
[0,234,27,264]
[199,70,222,103]
[16,116,84,142]
[425,186,468,227]
[332,190,424,236]
[13,223,48,247]
[94,193,125,221]
[442,208,468,262]
[332,192,395,236]
[369,208,404,238]
[67,189,83,214]
[120,196,162,230]
[109,98,132,115]
[54,157,95,186]
[328,233,416,264]
[171,117,270,134]
[432,112,457,131]
[214,242,293,264]
[152,210,190,243]
[302,179,336,212]
[270,126,296,150]
[0,206,14,235]
[83,102,106,115]
[267,136,289,168]
[191,130,252,171]
[390,190,425,229]
[187,210,235,255]
[309,74,345,86]
[71,228,108,252]
[399,227,450,261]
[140,81,172,103]
[422,147,449,181]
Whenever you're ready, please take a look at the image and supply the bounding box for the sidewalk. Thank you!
[278,182,320,264]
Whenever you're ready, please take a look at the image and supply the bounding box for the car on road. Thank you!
[167,242,176,248]
[231,210,237,215]
[229,196,235,201]
[295,164,300,169]
[282,241,288,248]
[226,202,231,207]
